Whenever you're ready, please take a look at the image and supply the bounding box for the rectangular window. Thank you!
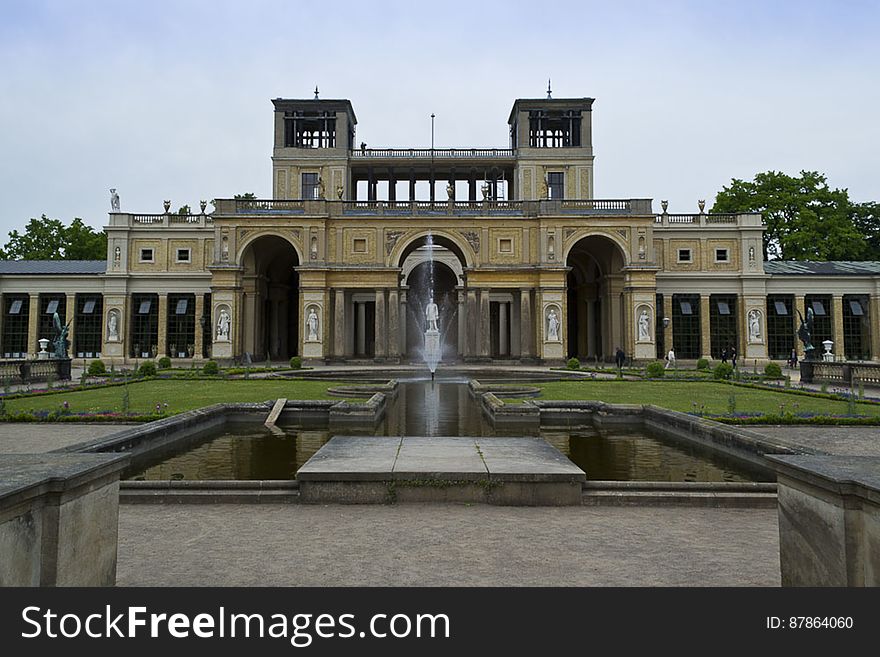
[766,295,794,360]
[75,294,103,358]
[2,295,29,357]
[140,248,154,263]
[804,295,832,352]
[710,295,738,359]
[302,173,319,199]
[715,248,729,263]
[547,172,564,200]
[677,249,692,263]
[353,238,367,253]
[176,248,191,263]
[130,294,158,358]
[499,238,513,253]
[38,294,65,352]
[672,293,700,359]
[202,293,212,358]
[167,294,195,358]
[843,295,869,360]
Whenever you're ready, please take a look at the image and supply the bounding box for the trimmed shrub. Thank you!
[138,361,157,377]
[713,362,734,380]
[202,360,219,376]
[566,357,581,370]
[645,361,665,378]
[763,362,783,379]
[157,356,172,370]
[87,359,106,376]
[289,356,302,370]
[696,358,710,371]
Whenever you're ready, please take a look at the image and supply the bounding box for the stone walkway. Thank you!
[117,504,780,586]
[748,426,880,457]
[0,423,130,454]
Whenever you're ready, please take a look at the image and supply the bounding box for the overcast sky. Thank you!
[1,0,878,236]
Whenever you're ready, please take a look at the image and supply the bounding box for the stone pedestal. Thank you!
[424,328,441,372]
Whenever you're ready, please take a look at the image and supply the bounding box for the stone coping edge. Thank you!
[766,454,880,506]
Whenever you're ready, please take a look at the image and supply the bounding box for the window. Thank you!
[202,293,212,358]
[302,173,319,199]
[167,294,195,358]
[677,249,692,263]
[2,295,29,358]
[710,295,738,359]
[75,294,103,358]
[766,295,794,360]
[140,248,154,263]
[528,110,581,148]
[804,295,832,352]
[843,295,869,360]
[38,295,65,352]
[672,294,700,358]
[353,238,367,253]
[547,172,564,200]
[715,248,729,263]
[284,110,337,148]
[130,294,158,358]
[655,294,665,360]
[499,238,513,253]
[176,248,191,263]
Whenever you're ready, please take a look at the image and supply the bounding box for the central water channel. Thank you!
[127,379,773,483]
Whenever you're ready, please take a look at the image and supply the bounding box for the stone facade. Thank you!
[1,93,879,365]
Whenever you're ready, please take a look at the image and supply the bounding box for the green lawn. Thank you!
[529,380,880,417]
[4,379,344,416]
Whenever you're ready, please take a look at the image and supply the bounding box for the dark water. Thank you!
[127,379,773,483]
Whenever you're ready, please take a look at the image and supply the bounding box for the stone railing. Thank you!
[654,213,758,227]
[119,213,213,227]
[212,198,653,217]
[800,361,880,386]
[350,148,516,159]
[0,358,71,383]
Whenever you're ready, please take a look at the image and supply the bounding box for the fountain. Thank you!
[423,232,441,378]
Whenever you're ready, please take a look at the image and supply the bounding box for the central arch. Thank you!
[566,234,627,361]
[240,235,300,361]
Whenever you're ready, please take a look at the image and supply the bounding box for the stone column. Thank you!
[510,296,522,358]
[499,301,508,356]
[157,294,168,357]
[466,289,477,358]
[388,288,399,358]
[699,295,711,359]
[194,294,204,359]
[400,289,408,358]
[65,294,76,355]
[479,289,490,358]
[832,295,845,360]
[586,299,596,358]
[520,288,532,358]
[576,291,587,358]
[795,295,807,360]
[334,290,346,358]
[457,288,466,358]
[27,294,39,356]
[375,289,386,359]
[870,296,880,361]
[356,302,366,356]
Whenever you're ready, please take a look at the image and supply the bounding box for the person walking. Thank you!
[721,346,728,364]
[789,348,798,369]
[730,345,738,369]
[615,347,625,370]
[665,347,676,370]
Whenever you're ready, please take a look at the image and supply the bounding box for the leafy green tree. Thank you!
[0,216,107,260]
[849,201,880,261]
[233,192,257,200]
[176,205,191,215]
[711,171,867,261]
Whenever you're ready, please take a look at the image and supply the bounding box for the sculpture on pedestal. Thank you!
[110,188,120,211]
[306,307,319,341]
[216,307,231,341]
[425,297,439,332]
[52,312,70,359]
[748,309,763,342]
[638,308,651,342]
[796,308,816,360]
[547,308,560,341]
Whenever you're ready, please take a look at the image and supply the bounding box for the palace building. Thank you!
[1,93,878,366]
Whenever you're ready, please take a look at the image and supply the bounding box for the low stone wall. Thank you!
[0,452,129,586]
[0,358,71,384]
[801,360,880,386]
[767,454,880,586]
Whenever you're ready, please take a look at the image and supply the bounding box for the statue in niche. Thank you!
[317,177,325,199]
[547,308,560,341]
[748,309,762,342]
[638,309,651,342]
[307,307,319,341]
[107,311,119,341]
[110,188,120,211]
[221,235,229,261]
[446,183,454,201]
[425,297,439,332]
[216,308,231,341]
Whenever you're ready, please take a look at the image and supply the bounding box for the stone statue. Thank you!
[797,308,816,360]
[107,311,119,341]
[216,308,231,341]
[541,178,549,200]
[307,307,319,341]
[481,182,490,201]
[52,312,70,359]
[336,185,344,200]
[638,309,650,342]
[318,177,325,199]
[446,183,454,200]
[110,188,120,211]
[425,297,439,332]
[547,308,560,341]
[748,309,762,342]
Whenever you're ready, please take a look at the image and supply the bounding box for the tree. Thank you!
[0,216,107,260]
[849,201,880,261]
[233,192,257,200]
[711,171,868,261]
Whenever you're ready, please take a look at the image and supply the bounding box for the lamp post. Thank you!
[431,113,435,151]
